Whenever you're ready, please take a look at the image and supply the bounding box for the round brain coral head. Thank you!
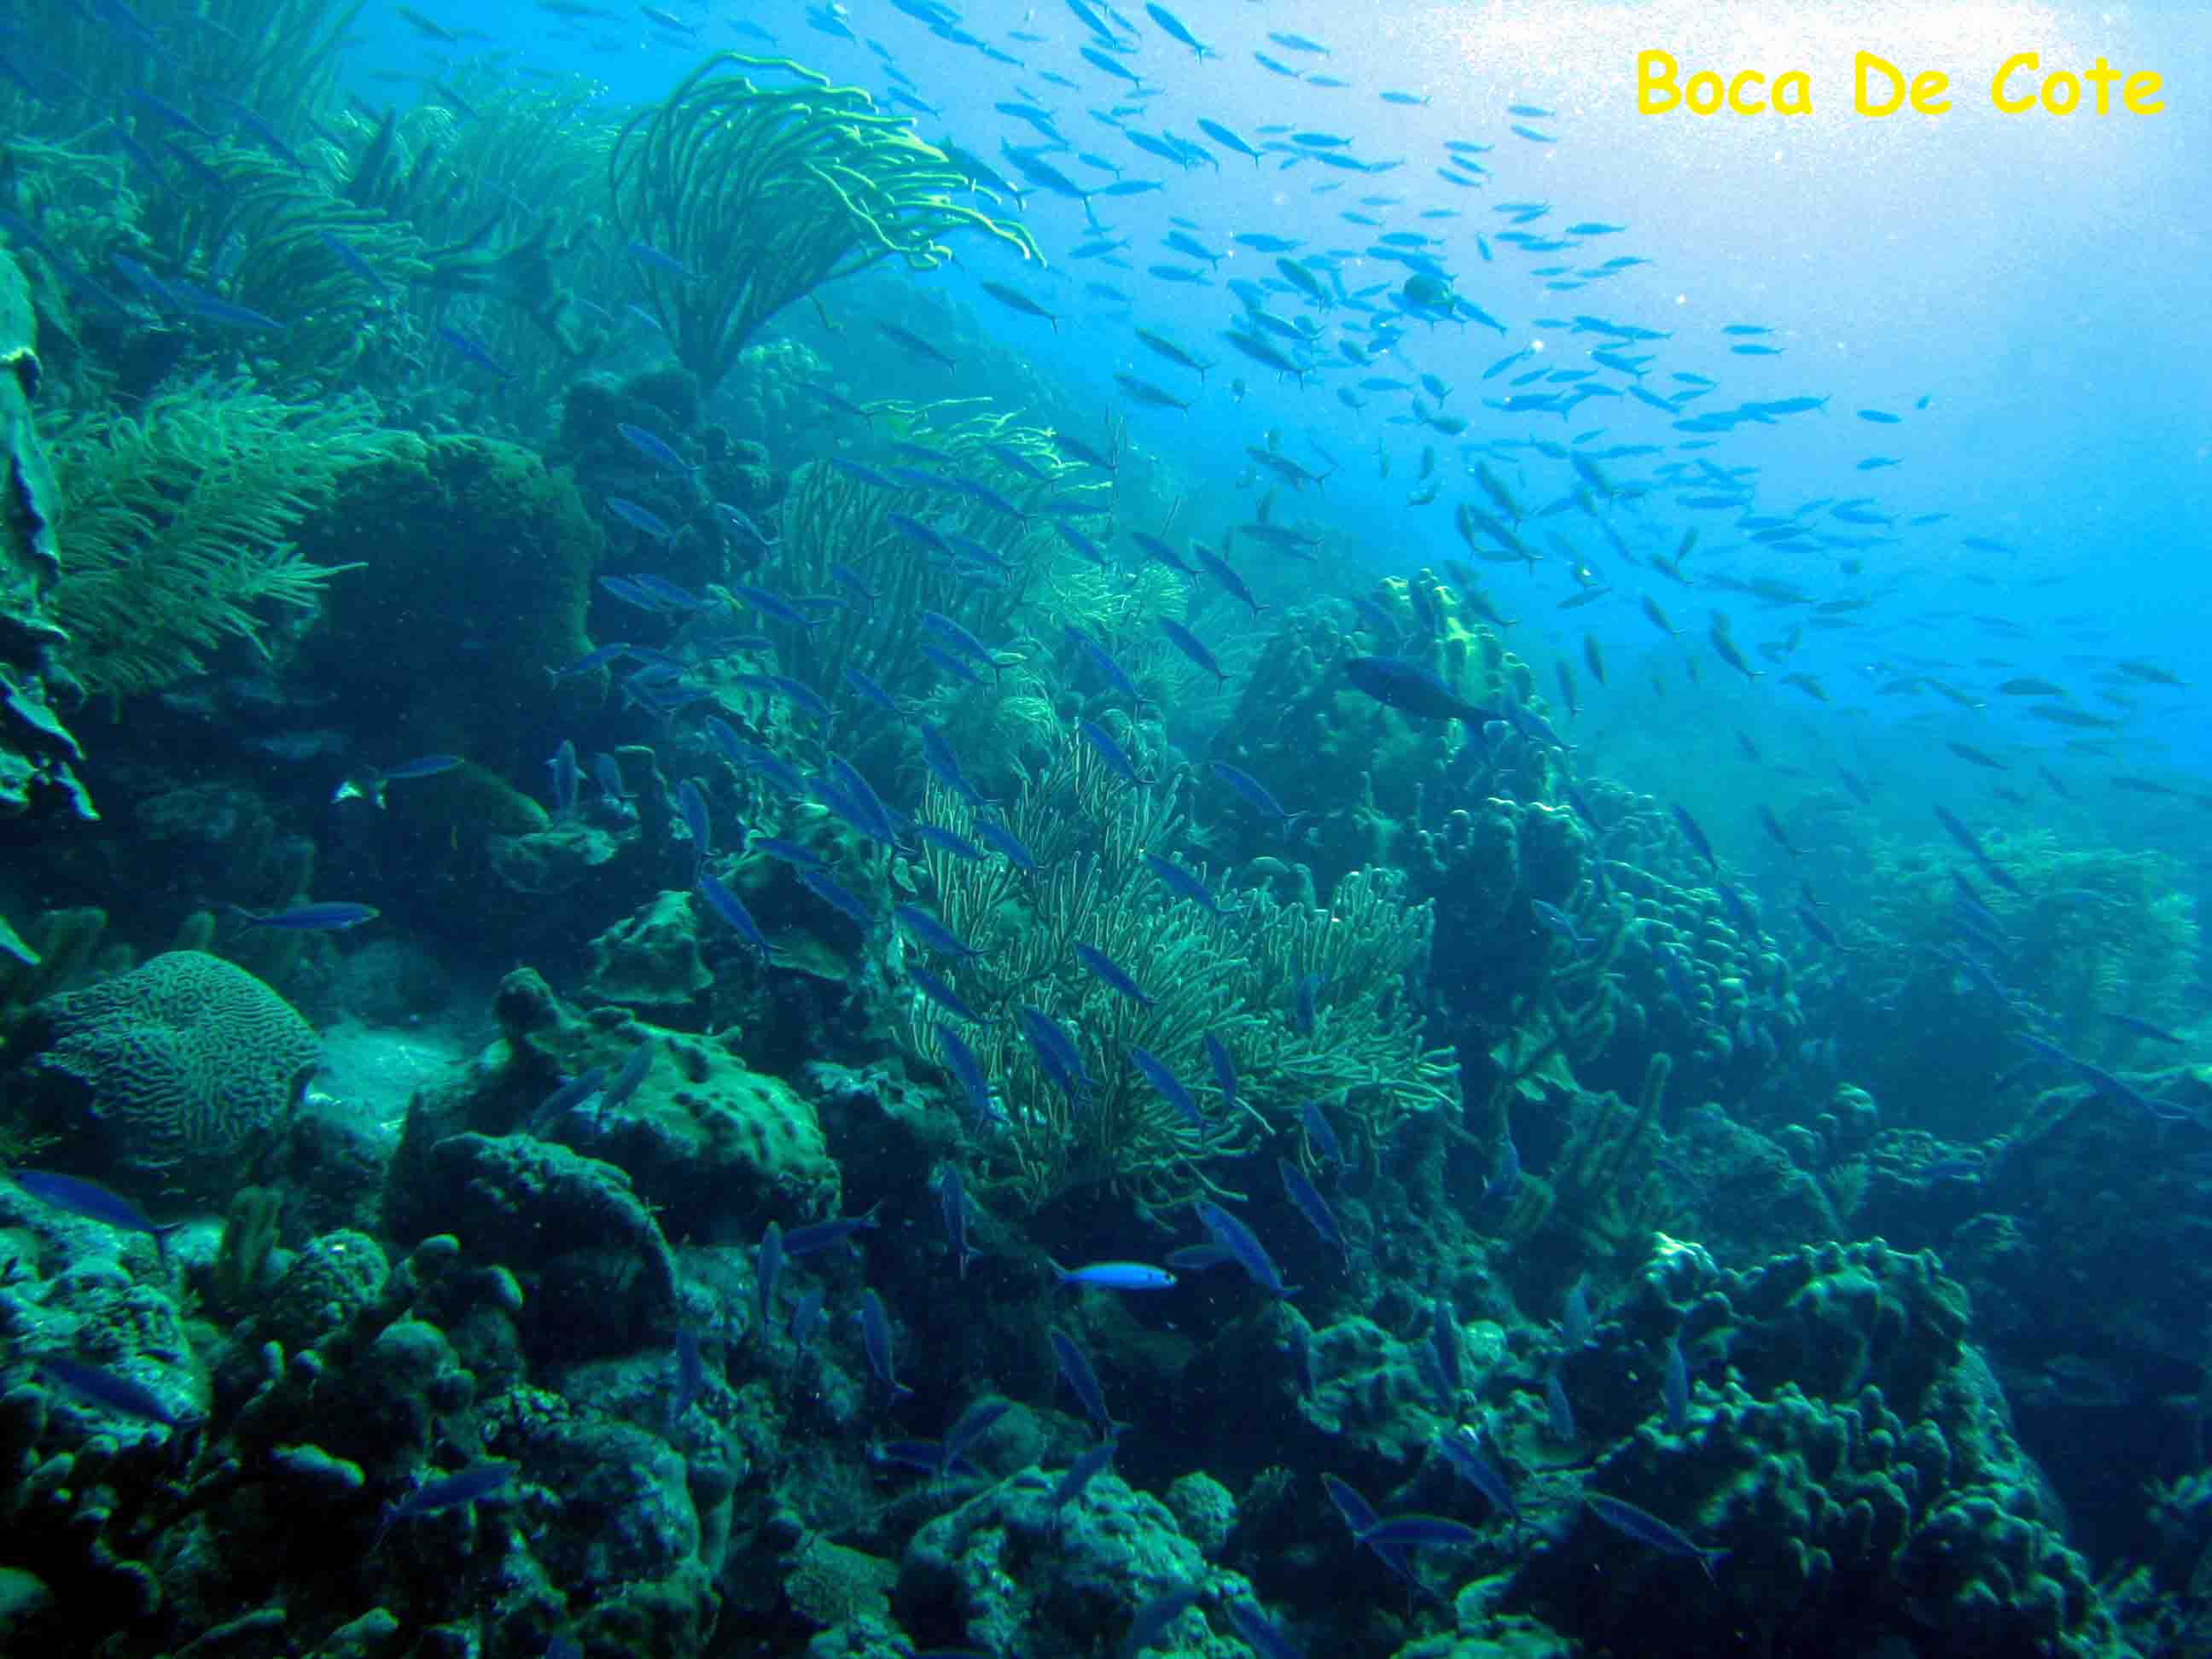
[24,950,318,1196]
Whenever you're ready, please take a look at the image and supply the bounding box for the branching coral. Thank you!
[44,382,393,696]
[607,55,1039,396]
[746,399,1104,736]
[1511,1049,1674,1266]
[893,733,1458,1214]
[156,143,434,387]
[149,0,361,144]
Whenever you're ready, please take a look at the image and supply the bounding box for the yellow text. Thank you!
[1636,49,1813,116]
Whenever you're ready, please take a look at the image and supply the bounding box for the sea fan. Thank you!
[44,381,394,696]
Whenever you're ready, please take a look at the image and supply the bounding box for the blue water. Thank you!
[348,0,2212,801]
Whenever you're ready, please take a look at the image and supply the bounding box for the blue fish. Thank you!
[627,239,701,280]
[1077,719,1144,786]
[1323,1473,1428,1594]
[1049,1259,1176,1291]
[1583,1493,1727,1584]
[14,1171,180,1259]
[1224,1598,1301,1659]
[1126,1045,1204,1133]
[1278,1159,1348,1263]
[535,1067,606,1124]
[1562,1275,1595,1347]
[596,1041,655,1120]
[1672,804,1717,869]
[668,1329,702,1429]
[542,734,579,818]
[598,574,679,613]
[841,666,904,718]
[1050,1326,1124,1436]
[783,1201,884,1256]
[853,1288,914,1405]
[938,1395,1009,1477]
[1195,1201,1293,1296]
[726,582,818,632]
[316,231,386,293]
[696,874,773,959]
[1144,1,1210,57]
[757,675,841,727]
[550,643,631,681]
[1050,1440,1116,1511]
[375,754,463,784]
[616,422,694,476]
[372,1461,517,1552]
[606,497,674,540]
[1018,1007,1095,1101]
[1342,655,1486,722]
[921,642,986,689]
[1545,1371,1576,1441]
[1160,619,1227,684]
[39,1355,194,1428]
[434,324,509,377]
[1143,853,1234,918]
[909,963,982,1024]
[1301,1099,1345,1172]
[675,777,711,865]
[975,821,1039,873]
[755,1221,783,1336]
[920,724,988,810]
[1204,1033,1239,1113]
[919,610,999,679]
[228,902,379,930]
[1663,1333,1690,1431]
[1074,943,1154,1007]
[796,867,873,930]
[1359,1514,1481,1550]
[1209,760,1302,826]
[937,1165,978,1279]
[789,1289,824,1350]
[914,824,987,863]
[1068,626,1142,703]
[171,284,286,332]
[1437,1423,1520,1522]
[894,904,985,960]
[934,1023,998,1126]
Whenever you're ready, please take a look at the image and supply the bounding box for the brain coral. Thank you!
[24,950,318,1191]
